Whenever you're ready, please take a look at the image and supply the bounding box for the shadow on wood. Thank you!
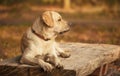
[0,56,76,76]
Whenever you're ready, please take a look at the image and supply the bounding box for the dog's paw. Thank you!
[42,63,53,72]
[60,50,71,58]
[55,62,63,69]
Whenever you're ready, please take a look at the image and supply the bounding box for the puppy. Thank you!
[20,11,70,71]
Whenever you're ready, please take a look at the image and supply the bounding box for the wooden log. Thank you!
[0,43,120,76]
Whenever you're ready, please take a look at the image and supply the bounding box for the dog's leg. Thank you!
[20,54,53,72]
[55,43,71,58]
[45,53,63,68]
[57,47,71,58]
[35,55,54,71]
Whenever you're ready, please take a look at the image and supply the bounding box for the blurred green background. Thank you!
[0,0,120,60]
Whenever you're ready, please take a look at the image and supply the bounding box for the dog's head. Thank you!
[32,11,70,40]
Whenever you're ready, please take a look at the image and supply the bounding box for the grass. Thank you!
[0,24,120,60]
[0,25,28,59]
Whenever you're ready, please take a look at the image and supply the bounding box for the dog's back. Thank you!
[20,11,70,71]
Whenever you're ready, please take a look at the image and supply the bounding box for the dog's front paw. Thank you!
[60,50,71,58]
[42,63,53,72]
[55,61,63,69]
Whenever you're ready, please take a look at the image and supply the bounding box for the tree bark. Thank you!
[63,0,71,10]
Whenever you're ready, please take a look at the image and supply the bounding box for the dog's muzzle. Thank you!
[59,29,70,34]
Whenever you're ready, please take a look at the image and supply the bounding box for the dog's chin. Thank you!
[59,29,69,34]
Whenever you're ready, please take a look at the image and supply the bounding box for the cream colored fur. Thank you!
[20,11,70,71]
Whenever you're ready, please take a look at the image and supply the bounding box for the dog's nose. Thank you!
[68,22,72,27]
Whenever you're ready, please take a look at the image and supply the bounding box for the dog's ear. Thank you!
[32,17,41,34]
[42,11,54,27]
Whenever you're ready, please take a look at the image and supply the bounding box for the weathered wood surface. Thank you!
[0,43,120,76]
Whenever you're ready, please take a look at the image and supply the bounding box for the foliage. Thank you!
[0,0,24,6]
[0,0,120,7]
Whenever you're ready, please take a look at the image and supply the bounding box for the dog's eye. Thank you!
[58,19,61,21]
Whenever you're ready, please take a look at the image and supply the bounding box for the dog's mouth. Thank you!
[59,29,70,34]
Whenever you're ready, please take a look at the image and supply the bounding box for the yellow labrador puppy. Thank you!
[20,11,70,71]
